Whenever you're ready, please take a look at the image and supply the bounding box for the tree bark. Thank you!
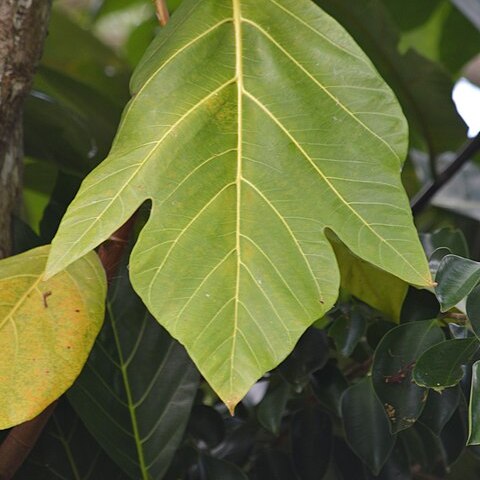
[0,0,52,259]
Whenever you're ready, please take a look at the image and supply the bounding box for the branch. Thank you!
[154,0,170,26]
[411,132,480,215]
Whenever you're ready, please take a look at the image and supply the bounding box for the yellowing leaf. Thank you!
[0,246,106,429]
[46,0,432,409]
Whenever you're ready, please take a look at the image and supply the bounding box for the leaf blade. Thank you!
[0,246,106,429]
[47,0,432,408]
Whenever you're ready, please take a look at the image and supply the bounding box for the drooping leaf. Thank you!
[16,399,128,480]
[68,258,199,480]
[331,238,408,321]
[418,386,461,436]
[420,227,469,259]
[197,455,248,480]
[468,360,480,445]
[291,406,333,480]
[311,362,348,417]
[257,376,290,435]
[251,450,299,480]
[341,377,395,475]
[435,255,480,311]
[47,0,432,409]
[413,338,479,391]
[315,0,467,155]
[372,320,444,433]
[0,246,106,429]
[187,405,226,449]
[467,284,480,339]
[329,308,367,356]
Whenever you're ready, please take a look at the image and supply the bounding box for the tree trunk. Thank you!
[0,0,52,259]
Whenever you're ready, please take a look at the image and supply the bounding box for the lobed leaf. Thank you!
[47,0,431,408]
[0,245,106,429]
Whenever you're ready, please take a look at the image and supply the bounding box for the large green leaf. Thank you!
[68,259,199,480]
[315,0,467,155]
[0,246,106,429]
[47,0,431,408]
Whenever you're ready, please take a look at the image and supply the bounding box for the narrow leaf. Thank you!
[469,360,480,445]
[0,245,106,429]
[413,338,479,390]
[257,376,290,435]
[435,255,480,311]
[47,0,431,409]
[341,377,395,475]
[372,320,444,433]
[68,261,199,480]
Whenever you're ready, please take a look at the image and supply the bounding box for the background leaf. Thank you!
[47,0,431,410]
[67,255,199,480]
[435,255,480,311]
[469,360,480,445]
[0,246,106,429]
[372,320,444,433]
[16,399,128,480]
[341,377,395,475]
[413,338,479,390]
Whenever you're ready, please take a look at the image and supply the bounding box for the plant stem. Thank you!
[411,132,480,215]
[155,0,170,26]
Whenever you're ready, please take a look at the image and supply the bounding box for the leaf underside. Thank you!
[0,246,106,429]
[47,0,431,408]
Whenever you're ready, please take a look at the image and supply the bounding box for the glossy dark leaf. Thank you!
[257,376,290,435]
[400,288,439,323]
[429,247,452,277]
[311,362,348,417]
[279,328,329,386]
[329,310,367,357]
[341,378,395,475]
[418,387,461,436]
[413,339,478,390]
[441,395,468,464]
[466,284,480,340]
[332,438,368,480]
[197,455,247,480]
[16,399,128,480]
[420,228,469,259]
[468,360,480,445]
[68,259,199,480]
[435,255,480,311]
[372,320,444,433]
[251,450,299,480]
[369,440,410,480]
[187,405,226,449]
[291,406,332,480]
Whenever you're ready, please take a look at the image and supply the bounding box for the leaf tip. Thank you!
[225,400,237,416]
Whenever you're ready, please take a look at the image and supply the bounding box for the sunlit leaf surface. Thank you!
[47,0,431,408]
[0,246,106,429]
